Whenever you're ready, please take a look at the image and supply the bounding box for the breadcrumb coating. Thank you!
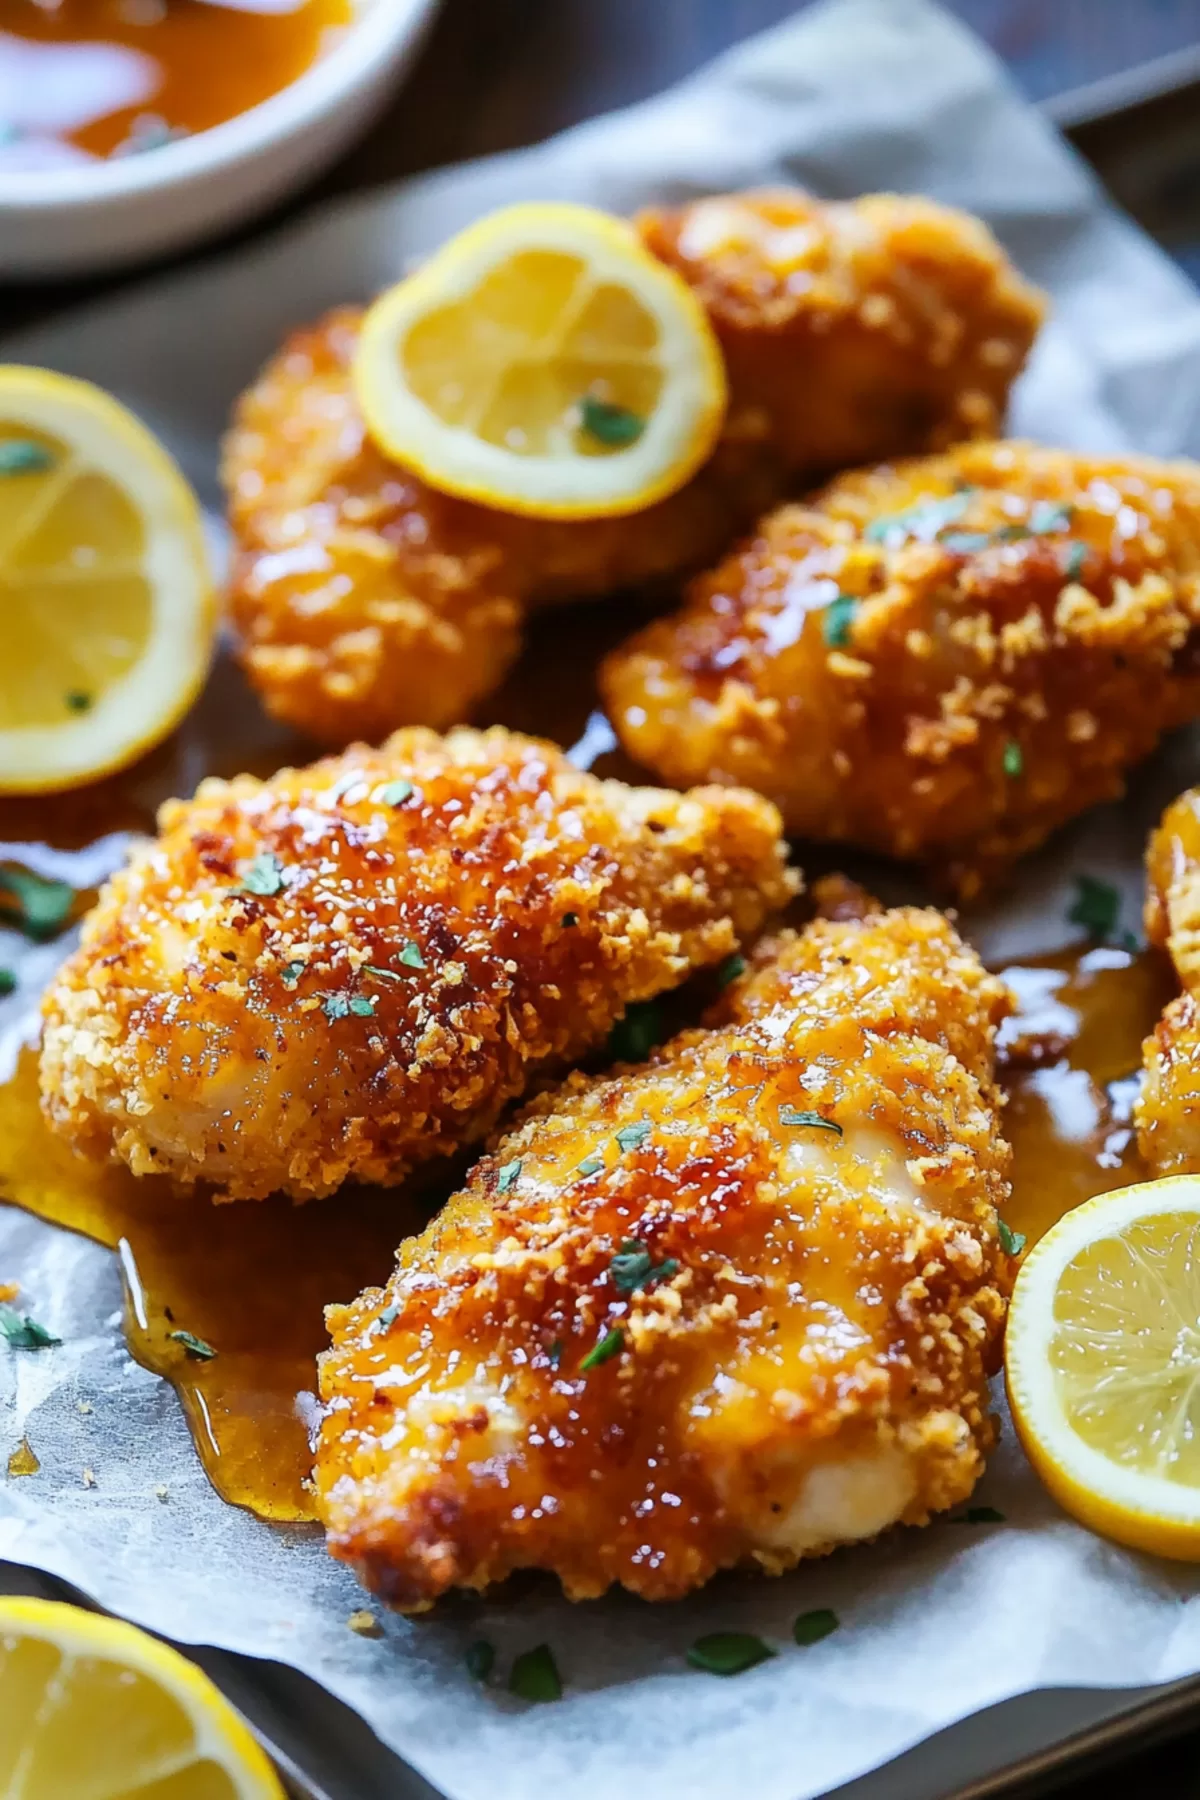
[223,191,1043,744]
[39,727,796,1202]
[315,898,1013,1607]
[1137,788,1200,1174]
[604,440,1200,898]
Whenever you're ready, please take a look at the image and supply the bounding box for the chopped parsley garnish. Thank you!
[169,1329,216,1361]
[610,1240,679,1293]
[0,866,75,940]
[0,1306,60,1349]
[963,1505,1006,1524]
[577,1153,605,1177]
[822,593,859,648]
[348,995,376,1017]
[0,969,15,997]
[993,522,1031,542]
[579,1327,624,1371]
[687,1632,775,1676]
[465,1640,495,1683]
[717,952,746,988]
[578,396,644,447]
[364,964,403,983]
[1063,540,1088,580]
[779,1106,842,1135]
[322,993,351,1021]
[1029,499,1074,535]
[1067,873,1121,943]
[239,852,286,898]
[864,489,972,546]
[939,531,993,555]
[561,912,579,928]
[0,439,54,476]
[65,691,92,713]
[616,1121,651,1153]
[607,1000,664,1062]
[280,963,305,989]
[497,1158,522,1193]
[793,1608,839,1646]
[398,940,426,970]
[998,1219,1026,1257]
[547,1338,563,1367]
[508,1643,562,1702]
[1003,739,1023,779]
[376,1303,399,1332]
[380,780,414,806]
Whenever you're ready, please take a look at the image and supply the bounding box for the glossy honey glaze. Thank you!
[0,0,351,169]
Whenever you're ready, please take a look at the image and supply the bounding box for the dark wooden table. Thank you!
[6,3,1200,1795]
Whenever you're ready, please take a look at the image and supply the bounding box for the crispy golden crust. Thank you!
[604,440,1200,898]
[315,902,1013,1607]
[39,727,796,1202]
[224,191,1043,744]
[1137,789,1200,1174]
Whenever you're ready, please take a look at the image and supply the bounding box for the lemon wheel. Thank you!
[352,201,728,520]
[0,366,217,794]
[1006,1176,1200,1560]
[0,1596,285,1796]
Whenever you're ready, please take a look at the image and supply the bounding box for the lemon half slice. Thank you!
[0,366,217,794]
[1007,1177,1200,1560]
[353,201,728,520]
[0,1597,285,1796]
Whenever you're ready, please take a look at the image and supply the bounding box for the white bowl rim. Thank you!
[0,0,436,211]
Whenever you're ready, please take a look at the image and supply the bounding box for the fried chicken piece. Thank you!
[224,192,1043,744]
[604,440,1200,898]
[1137,789,1200,1174]
[39,727,796,1202]
[315,896,1013,1607]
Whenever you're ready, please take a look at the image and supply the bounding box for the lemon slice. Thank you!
[0,1597,285,1796]
[352,201,728,520]
[0,366,217,794]
[1006,1177,1200,1559]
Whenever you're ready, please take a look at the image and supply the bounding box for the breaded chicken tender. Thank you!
[39,728,796,1202]
[224,192,1043,744]
[604,441,1200,898]
[1137,789,1200,1174]
[315,894,1013,1607]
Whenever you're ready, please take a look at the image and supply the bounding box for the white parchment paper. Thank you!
[5,2,1200,1796]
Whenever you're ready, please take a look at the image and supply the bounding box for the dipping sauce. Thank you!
[0,0,352,171]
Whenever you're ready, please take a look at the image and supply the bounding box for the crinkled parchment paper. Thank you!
[5,3,1200,1796]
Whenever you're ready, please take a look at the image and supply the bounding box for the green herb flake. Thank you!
[577,1154,606,1178]
[579,396,644,448]
[281,962,306,989]
[1003,739,1023,779]
[579,1327,624,1372]
[561,912,579,928]
[993,522,1031,542]
[65,691,92,713]
[610,1240,679,1293]
[169,1329,216,1361]
[0,439,54,477]
[375,1303,400,1333]
[348,995,376,1017]
[1063,540,1089,580]
[1067,873,1121,943]
[607,1000,664,1062]
[779,1106,842,1135]
[380,780,414,807]
[939,531,993,555]
[998,1219,1027,1257]
[717,952,746,988]
[1029,499,1074,535]
[322,993,351,1022]
[964,1505,1006,1524]
[822,593,859,649]
[465,1640,495,1683]
[0,969,15,997]
[508,1643,562,1703]
[0,866,75,941]
[616,1121,652,1153]
[398,940,426,970]
[793,1608,839,1646]
[239,852,286,898]
[687,1632,775,1676]
[863,489,972,546]
[0,1306,60,1350]
[497,1158,522,1194]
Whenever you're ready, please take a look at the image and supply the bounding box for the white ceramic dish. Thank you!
[0,0,440,279]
